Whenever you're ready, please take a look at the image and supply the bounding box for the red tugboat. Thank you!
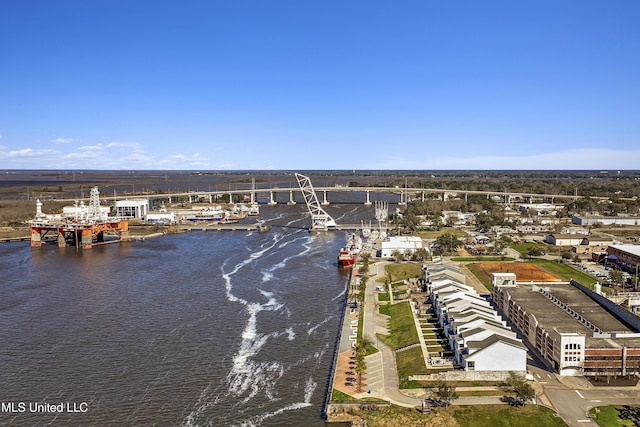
[337,233,362,268]
[337,248,356,268]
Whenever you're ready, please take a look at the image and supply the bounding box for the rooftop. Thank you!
[610,245,640,258]
[500,283,640,347]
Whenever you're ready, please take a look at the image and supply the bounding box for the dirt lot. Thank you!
[473,262,560,282]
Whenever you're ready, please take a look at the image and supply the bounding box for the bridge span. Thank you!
[59,185,596,206]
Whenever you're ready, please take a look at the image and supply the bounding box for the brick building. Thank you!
[491,273,640,378]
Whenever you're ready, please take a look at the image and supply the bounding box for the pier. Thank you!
[0,236,30,244]
[179,223,260,232]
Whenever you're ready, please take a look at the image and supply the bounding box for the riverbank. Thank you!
[0,224,181,245]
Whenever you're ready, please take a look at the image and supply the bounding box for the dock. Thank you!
[179,223,260,232]
[0,236,31,244]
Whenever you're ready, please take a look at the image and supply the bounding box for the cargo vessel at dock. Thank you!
[337,232,361,268]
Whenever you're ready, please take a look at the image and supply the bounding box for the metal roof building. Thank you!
[492,275,640,377]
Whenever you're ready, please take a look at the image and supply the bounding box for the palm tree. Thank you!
[360,252,371,274]
[354,344,367,392]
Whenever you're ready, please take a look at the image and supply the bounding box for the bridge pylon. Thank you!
[295,173,337,231]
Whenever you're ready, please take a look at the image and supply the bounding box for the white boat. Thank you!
[185,206,226,222]
[248,203,260,216]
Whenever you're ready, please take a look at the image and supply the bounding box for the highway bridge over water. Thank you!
[87,185,592,206]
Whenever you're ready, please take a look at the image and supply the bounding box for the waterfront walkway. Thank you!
[331,261,529,409]
[329,258,640,427]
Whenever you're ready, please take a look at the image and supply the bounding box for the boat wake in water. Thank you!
[183,225,346,426]
[0,205,361,427]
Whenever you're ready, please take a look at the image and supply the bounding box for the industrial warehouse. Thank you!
[492,273,640,382]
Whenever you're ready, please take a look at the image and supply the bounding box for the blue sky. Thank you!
[1,1,639,170]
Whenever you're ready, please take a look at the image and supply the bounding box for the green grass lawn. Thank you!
[511,241,547,256]
[363,341,379,356]
[331,388,355,402]
[355,304,379,356]
[384,263,423,282]
[396,346,428,388]
[358,404,567,426]
[590,405,637,426]
[453,405,568,427]
[466,263,493,289]
[529,259,598,287]
[465,258,599,290]
[452,256,516,262]
[377,291,390,301]
[377,301,419,349]
[379,302,391,316]
[330,388,386,403]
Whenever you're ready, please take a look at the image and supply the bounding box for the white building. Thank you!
[518,203,558,215]
[116,199,149,219]
[463,335,528,372]
[427,273,527,373]
[544,233,586,246]
[146,210,176,224]
[441,211,476,226]
[573,214,640,226]
[378,236,423,258]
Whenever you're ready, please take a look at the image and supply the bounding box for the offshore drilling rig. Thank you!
[28,186,129,249]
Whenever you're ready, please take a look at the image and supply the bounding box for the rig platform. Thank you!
[29,187,129,249]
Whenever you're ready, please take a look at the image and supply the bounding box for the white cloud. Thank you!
[0,148,58,159]
[63,151,102,160]
[125,152,154,164]
[106,142,143,151]
[6,141,635,170]
[79,144,104,151]
[51,137,76,144]
[168,153,209,162]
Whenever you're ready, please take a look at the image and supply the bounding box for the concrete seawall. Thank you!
[322,267,353,421]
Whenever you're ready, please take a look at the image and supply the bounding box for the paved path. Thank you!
[356,261,509,408]
[332,259,640,425]
[354,262,422,407]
